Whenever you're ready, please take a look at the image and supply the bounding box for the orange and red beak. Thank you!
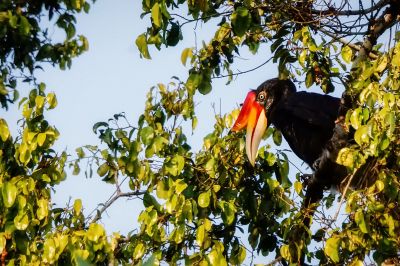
[232,91,268,166]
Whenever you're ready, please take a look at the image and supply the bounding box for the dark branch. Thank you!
[311,0,389,16]
[356,0,400,64]
[91,190,146,223]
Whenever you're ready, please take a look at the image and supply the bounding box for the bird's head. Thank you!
[231,78,296,166]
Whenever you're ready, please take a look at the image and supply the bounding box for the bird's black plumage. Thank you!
[254,78,340,169]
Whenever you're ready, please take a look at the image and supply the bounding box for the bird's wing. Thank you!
[279,91,340,128]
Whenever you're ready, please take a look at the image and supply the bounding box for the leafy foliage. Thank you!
[0,0,91,109]
[1,0,400,265]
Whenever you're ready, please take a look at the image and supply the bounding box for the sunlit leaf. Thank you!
[198,191,211,208]
[325,237,340,263]
[341,45,352,63]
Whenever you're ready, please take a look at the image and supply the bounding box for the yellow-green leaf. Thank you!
[294,180,302,195]
[136,33,151,59]
[198,191,210,208]
[175,179,188,194]
[341,45,353,64]
[2,182,17,207]
[0,119,10,141]
[0,235,5,254]
[37,133,46,146]
[37,198,49,220]
[74,199,82,215]
[133,242,145,260]
[46,92,58,109]
[325,237,340,263]
[181,47,193,66]
[355,210,369,233]
[14,212,29,230]
[87,223,105,242]
[151,3,162,28]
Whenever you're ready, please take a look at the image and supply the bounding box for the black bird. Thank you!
[232,78,340,168]
[231,78,348,257]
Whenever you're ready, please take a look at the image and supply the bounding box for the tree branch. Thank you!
[91,190,146,224]
[311,0,389,16]
[317,27,379,59]
[355,0,400,65]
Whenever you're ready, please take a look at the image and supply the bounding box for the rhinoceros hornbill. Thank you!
[231,78,348,259]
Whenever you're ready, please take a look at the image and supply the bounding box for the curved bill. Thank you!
[232,91,268,166]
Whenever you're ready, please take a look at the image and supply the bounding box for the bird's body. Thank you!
[270,90,340,168]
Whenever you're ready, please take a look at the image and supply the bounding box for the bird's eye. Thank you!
[258,92,266,102]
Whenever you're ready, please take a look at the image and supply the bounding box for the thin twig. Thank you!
[318,28,379,59]
[212,57,274,79]
[332,173,354,222]
[91,190,147,224]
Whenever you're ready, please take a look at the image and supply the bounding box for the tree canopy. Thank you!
[0,0,400,265]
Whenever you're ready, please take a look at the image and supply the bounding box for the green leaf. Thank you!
[87,223,105,242]
[46,92,58,109]
[354,125,370,146]
[181,47,193,66]
[165,155,185,176]
[375,55,387,73]
[325,237,340,263]
[43,239,56,263]
[305,70,314,88]
[14,212,29,230]
[2,182,17,207]
[37,133,46,146]
[186,72,202,93]
[196,224,206,246]
[219,201,236,225]
[133,242,145,260]
[0,119,10,141]
[143,253,160,266]
[140,126,154,145]
[375,180,384,192]
[336,147,355,167]
[151,3,162,28]
[175,179,188,194]
[273,129,282,146]
[171,224,185,244]
[280,244,291,261]
[136,33,151,59]
[76,147,85,158]
[0,235,6,254]
[156,180,169,199]
[294,181,302,195]
[231,7,251,37]
[97,162,109,177]
[198,78,212,95]
[74,199,82,215]
[355,210,369,233]
[350,108,362,130]
[341,46,352,64]
[37,198,49,220]
[35,95,45,109]
[198,190,211,208]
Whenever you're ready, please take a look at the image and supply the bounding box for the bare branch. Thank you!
[311,0,389,16]
[355,0,400,64]
[91,190,146,224]
[318,27,379,59]
[212,56,273,79]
